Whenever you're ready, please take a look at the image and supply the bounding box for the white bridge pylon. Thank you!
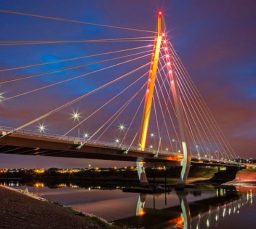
[137,11,191,185]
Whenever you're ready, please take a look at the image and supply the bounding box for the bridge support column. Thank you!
[180,141,191,185]
[136,159,148,185]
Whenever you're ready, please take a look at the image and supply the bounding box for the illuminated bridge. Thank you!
[0,10,246,184]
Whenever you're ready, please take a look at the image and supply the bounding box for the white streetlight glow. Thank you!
[115,139,120,143]
[118,124,125,131]
[150,133,154,137]
[37,123,46,133]
[149,145,153,149]
[84,133,89,138]
[71,111,81,122]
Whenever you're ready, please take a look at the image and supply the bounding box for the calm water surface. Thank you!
[4,181,256,229]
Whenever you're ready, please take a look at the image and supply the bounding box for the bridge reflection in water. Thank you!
[115,185,254,229]
[2,181,255,229]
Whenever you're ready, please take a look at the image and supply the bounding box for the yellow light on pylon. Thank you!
[139,12,164,151]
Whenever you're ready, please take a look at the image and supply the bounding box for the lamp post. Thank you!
[71,111,81,138]
[150,133,156,149]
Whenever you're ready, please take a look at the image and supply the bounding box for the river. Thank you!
[2,181,256,229]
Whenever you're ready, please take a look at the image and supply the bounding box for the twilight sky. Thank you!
[0,0,255,168]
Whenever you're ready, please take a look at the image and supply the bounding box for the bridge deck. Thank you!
[0,127,243,167]
[0,127,180,164]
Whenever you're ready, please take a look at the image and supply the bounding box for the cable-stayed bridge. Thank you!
[0,10,246,185]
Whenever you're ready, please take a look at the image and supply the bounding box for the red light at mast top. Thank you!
[158,11,163,16]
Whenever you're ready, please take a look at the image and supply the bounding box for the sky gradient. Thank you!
[0,0,255,168]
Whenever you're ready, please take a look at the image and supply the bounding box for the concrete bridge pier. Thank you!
[136,158,148,185]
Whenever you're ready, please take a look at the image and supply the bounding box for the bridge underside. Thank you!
[0,132,181,164]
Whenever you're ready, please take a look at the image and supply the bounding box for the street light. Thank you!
[172,138,178,152]
[71,110,81,137]
[37,123,46,133]
[83,132,89,139]
[118,124,125,131]
[150,133,156,148]
[71,111,81,122]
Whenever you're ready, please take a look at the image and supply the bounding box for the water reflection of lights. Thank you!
[137,209,146,216]
[169,215,184,229]
[57,183,67,188]
[222,207,226,217]
[206,218,210,228]
[8,181,20,187]
[70,184,79,188]
[190,188,256,229]
[34,182,45,188]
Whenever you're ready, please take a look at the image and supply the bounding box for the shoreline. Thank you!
[1,184,47,201]
[0,185,117,229]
